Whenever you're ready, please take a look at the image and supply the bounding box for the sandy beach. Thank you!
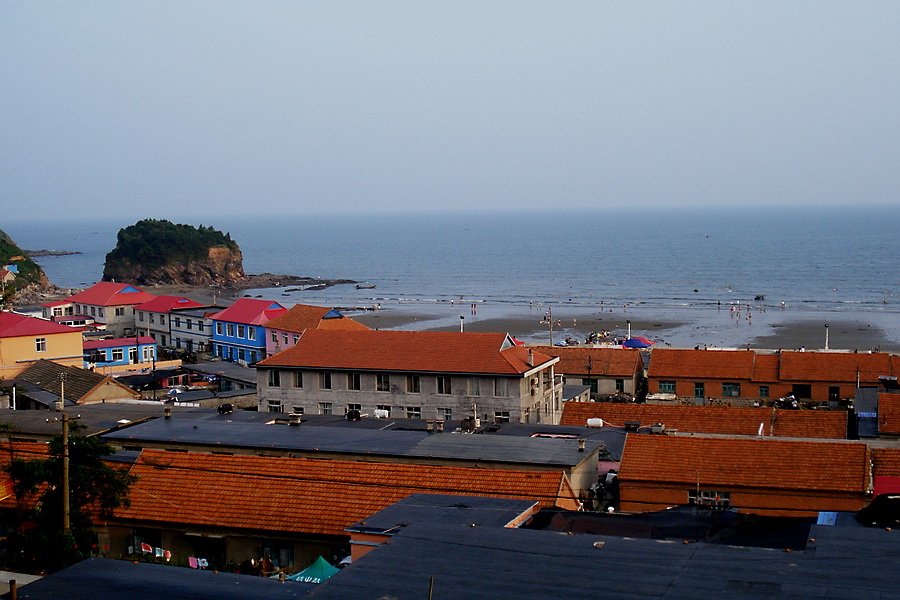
[120,281,900,354]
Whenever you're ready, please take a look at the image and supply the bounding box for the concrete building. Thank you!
[256,330,564,425]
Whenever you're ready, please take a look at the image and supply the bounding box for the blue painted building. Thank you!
[209,298,286,365]
[84,336,157,368]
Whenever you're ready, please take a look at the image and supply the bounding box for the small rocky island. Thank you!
[103,219,245,286]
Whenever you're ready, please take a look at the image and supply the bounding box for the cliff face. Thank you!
[102,220,245,286]
[106,245,245,286]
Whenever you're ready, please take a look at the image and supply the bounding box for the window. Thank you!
[346,403,362,414]
[227,323,235,337]
[293,372,303,388]
[216,322,224,335]
[247,327,255,341]
[115,307,125,317]
[376,404,392,416]
[468,377,481,396]
[52,307,62,316]
[268,370,281,387]
[238,349,245,361]
[271,332,278,343]
[292,335,299,344]
[688,489,730,507]
[406,406,422,419]
[112,348,124,361]
[197,322,204,333]
[91,306,97,316]
[159,315,165,326]
[237,325,245,338]
[659,381,676,394]
[694,382,705,398]
[376,374,391,392]
[267,400,283,413]
[282,333,289,345]
[494,411,511,423]
[615,379,625,393]
[138,312,145,322]
[142,346,154,362]
[35,337,47,352]
[437,407,452,421]
[494,379,509,397]
[406,375,420,393]
[348,372,361,390]
[320,371,332,390]
[722,382,741,397]
[759,385,770,398]
[149,314,155,324]
[437,376,452,395]
[173,317,180,328]
[318,402,333,415]
[98,308,104,317]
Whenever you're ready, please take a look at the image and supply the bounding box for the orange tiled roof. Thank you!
[619,434,869,493]
[648,349,757,380]
[263,304,369,333]
[560,403,847,439]
[530,346,642,378]
[878,393,900,435]
[258,330,556,375]
[115,449,576,536]
[872,447,900,478]
[778,351,895,383]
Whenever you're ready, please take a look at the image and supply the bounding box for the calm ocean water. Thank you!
[6,207,900,346]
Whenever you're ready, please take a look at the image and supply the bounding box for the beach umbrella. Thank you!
[622,337,655,348]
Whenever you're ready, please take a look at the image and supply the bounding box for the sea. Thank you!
[5,206,900,349]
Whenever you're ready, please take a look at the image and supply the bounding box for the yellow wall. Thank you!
[0,331,85,380]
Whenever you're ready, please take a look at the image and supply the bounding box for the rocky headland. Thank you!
[102,219,245,286]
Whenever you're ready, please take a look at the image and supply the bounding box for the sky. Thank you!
[2,2,899,219]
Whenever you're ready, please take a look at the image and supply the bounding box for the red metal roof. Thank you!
[208,298,287,325]
[133,295,207,313]
[46,282,156,307]
[257,330,557,375]
[83,336,155,350]
[0,311,81,338]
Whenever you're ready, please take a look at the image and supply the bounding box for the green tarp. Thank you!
[286,556,339,583]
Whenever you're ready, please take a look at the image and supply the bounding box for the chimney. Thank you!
[527,350,534,367]
[289,413,302,426]
[578,437,586,452]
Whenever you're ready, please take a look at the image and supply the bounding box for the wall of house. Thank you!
[619,481,867,517]
[212,322,265,364]
[0,331,84,379]
[258,368,530,423]
[80,380,140,404]
[649,379,858,404]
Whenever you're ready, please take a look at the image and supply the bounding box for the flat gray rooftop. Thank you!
[102,416,604,467]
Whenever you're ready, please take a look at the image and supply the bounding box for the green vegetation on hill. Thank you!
[0,229,46,289]
[104,219,239,274]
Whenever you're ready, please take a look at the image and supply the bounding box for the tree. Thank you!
[1,422,136,573]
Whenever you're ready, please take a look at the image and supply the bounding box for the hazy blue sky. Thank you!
[3,2,898,219]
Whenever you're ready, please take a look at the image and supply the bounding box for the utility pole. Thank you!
[47,412,79,535]
[541,307,554,346]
